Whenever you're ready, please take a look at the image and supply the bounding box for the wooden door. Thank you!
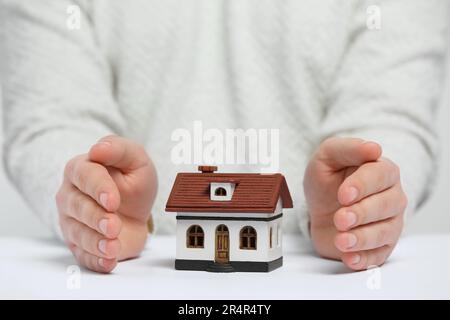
[215,225,229,264]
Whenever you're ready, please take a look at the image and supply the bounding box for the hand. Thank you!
[56,135,157,273]
[303,137,407,270]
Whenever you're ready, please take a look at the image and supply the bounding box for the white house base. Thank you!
[175,257,283,273]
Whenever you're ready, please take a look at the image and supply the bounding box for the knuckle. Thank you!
[84,255,97,271]
[66,221,78,244]
[58,217,67,237]
[396,213,405,231]
[399,193,408,211]
[88,201,102,226]
[74,162,88,191]
[319,137,336,153]
[77,198,92,224]
[64,155,85,178]
[376,227,389,246]
[375,249,389,267]
[322,136,336,147]
[71,223,82,244]
[79,229,92,252]
[72,247,83,263]
[389,162,401,181]
[356,231,367,249]
[69,192,82,216]
[378,197,389,217]
[75,250,91,270]
[64,158,76,177]
[67,243,77,256]
[316,137,335,158]
[55,189,65,209]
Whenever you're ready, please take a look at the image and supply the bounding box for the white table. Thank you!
[0,234,448,299]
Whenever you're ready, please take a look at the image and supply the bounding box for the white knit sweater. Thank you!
[0,0,448,237]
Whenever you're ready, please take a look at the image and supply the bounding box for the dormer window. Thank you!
[214,187,227,197]
[210,182,235,201]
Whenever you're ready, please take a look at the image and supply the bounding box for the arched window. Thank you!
[240,226,257,250]
[187,225,204,248]
[214,187,227,196]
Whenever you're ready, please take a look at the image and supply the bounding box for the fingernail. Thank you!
[351,254,361,265]
[98,239,107,254]
[98,258,105,268]
[99,193,108,209]
[99,219,108,235]
[345,187,359,203]
[346,211,357,228]
[347,233,357,248]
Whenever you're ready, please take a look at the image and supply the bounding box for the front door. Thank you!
[215,225,229,264]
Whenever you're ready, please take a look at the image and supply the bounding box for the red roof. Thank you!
[165,166,293,213]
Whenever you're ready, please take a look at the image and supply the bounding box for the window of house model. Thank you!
[187,225,204,248]
[240,226,257,250]
[214,187,227,196]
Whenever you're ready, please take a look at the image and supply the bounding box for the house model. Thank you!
[165,166,293,272]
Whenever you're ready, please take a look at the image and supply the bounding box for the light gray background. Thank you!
[1,63,450,238]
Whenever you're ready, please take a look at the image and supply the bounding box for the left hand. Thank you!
[304,137,408,270]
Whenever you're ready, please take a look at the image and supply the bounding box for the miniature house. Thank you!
[165,166,293,272]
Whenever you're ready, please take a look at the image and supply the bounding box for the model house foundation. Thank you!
[166,166,293,272]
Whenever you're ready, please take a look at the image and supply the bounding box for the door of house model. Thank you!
[215,225,229,264]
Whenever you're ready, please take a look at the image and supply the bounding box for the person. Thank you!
[0,0,448,273]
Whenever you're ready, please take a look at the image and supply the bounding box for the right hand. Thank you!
[56,135,157,273]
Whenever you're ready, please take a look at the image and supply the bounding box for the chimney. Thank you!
[198,165,217,173]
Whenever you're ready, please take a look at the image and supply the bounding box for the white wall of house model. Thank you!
[176,199,283,262]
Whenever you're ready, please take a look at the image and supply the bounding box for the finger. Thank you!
[62,217,121,259]
[341,245,394,271]
[317,137,382,170]
[334,183,408,231]
[334,215,403,252]
[69,244,117,273]
[61,186,122,238]
[64,155,120,212]
[337,158,400,205]
[89,135,149,172]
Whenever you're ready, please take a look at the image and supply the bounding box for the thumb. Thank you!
[89,135,149,172]
[316,137,382,170]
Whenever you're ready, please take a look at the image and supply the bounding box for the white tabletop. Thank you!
[0,233,448,299]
